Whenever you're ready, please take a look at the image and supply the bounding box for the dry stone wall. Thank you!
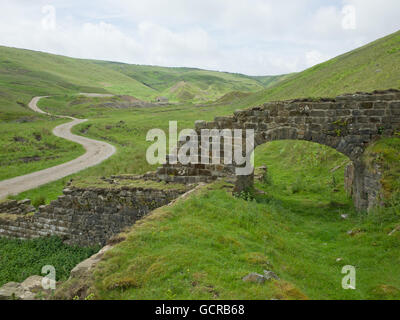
[0,183,188,246]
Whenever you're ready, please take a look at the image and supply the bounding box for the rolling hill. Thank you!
[233,29,400,107]
[0,46,283,120]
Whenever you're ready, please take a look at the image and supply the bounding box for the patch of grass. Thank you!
[88,178,400,300]
[70,138,400,300]
[0,236,99,286]
[0,118,85,181]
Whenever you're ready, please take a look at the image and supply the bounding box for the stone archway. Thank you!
[156,89,400,211]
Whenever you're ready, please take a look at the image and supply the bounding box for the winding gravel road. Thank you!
[0,96,116,199]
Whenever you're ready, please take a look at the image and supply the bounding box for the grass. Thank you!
[1,30,399,189]
[0,118,85,181]
[226,30,400,107]
[0,45,276,121]
[10,93,257,202]
[82,140,400,300]
[0,30,399,300]
[0,236,100,286]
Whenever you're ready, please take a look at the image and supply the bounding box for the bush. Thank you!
[262,171,273,186]
[32,196,46,208]
[0,236,100,286]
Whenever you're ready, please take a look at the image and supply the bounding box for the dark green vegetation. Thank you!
[0,236,99,286]
[84,141,400,300]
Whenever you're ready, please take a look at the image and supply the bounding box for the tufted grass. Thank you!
[86,140,400,300]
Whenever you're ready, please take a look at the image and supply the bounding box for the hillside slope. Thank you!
[92,61,281,103]
[0,46,281,120]
[234,30,400,107]
[0,46,156,120]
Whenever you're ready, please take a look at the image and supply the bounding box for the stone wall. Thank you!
[345,160,385,211]
[156,89,400,211]
[0,199,35,215]
[0,183,188,246]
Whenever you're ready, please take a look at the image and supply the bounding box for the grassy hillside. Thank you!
[230,30,400,107]
[0,46,279,121]
[92,61,280,103]
[1,30,399,196]
[0,46,151,120]
[55,140,400,300]
[1,30,399,300]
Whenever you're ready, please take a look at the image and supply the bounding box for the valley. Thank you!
[0,29,399,301]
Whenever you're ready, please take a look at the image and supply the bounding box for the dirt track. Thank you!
[0,96,116,199]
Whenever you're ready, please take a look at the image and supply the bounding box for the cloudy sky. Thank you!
[0,0,399,75]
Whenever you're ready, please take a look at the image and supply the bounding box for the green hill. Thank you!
[90,61,281,103]
[233,30,400,107]
[0,46,282,120]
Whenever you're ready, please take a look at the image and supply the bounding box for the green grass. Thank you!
[1,30,399,188]
[10,93,258,202]
[228,30,400,107]
[0,118,85,181]
[0,236,99,286]
[0,45,276,121]
[94,62,283,104]
[81,140,400,300]
[0,30,399,300]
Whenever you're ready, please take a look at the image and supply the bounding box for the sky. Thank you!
[0,0,399,76]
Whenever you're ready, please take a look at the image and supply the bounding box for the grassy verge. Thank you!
[0,118,85,181]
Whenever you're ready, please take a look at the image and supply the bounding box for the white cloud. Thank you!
[306,50,330,67]
[0,0,398,75]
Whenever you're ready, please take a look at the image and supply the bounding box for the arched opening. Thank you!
[238,140,355,212]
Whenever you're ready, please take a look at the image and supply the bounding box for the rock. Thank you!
[19,199,31,205]
[347,229,362,236]
[388,226,400,236]
[242,273,266,284]
[70,245,113,278]
[243,271,280,284]
[255,189,268,196]
[263,270,280,280]
[0,282,24,300]
[21,275,43,292]
[0,276,45,300]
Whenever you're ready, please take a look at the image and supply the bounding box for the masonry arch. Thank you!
[157,90,400,211]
